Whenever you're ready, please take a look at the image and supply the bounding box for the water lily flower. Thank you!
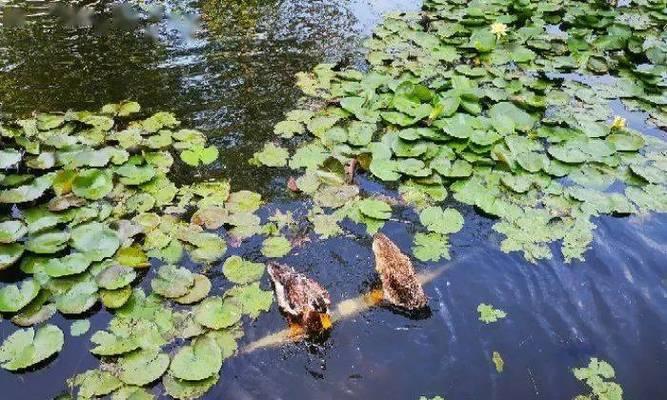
[490,22,508,39]
[611,116,627,130]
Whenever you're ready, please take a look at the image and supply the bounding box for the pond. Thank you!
[0,0,666,399]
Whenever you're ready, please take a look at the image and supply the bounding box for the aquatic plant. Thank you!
[0,103,275,398]
[573,358,623,400]
[256,0,667,264]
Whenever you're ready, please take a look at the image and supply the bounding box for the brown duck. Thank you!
[372,233,428,310]
[267,263,332,335]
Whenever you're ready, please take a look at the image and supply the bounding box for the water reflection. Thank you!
[0,0,421,192]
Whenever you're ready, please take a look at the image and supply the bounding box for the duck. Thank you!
[372,233,428,310]
[267,263,332,336]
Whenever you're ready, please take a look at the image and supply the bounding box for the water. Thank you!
[1,1,666,399]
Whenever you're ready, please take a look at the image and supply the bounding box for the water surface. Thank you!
[0,1,666,399]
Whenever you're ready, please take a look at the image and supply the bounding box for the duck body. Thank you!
[372,233,428,310]
[267,263,332,335]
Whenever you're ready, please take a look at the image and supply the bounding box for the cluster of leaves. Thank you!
[0,103,276,398]
[254,0,667,263]
[477,303,507,324]
[572,358,623,400]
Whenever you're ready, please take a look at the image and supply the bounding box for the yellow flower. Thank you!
[611,116,626,130]
[490,22,508,39]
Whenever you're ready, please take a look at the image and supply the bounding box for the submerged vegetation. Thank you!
[257,0,667,265]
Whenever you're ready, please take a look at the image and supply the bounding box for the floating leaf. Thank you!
[0,279,41,312]
[72,169,113,200]
[115,348,170,386]
[222,256,265,284]
[224,282,273,318]
[70,319,91,337]
[412,232,450,262]
[70,369,123,398]
[169,336,222,381]
[252,143,289,167]
[151,264,195,299]
[44,253,92,277]
[492,351,504,373]
[0,324,64,371]
[194,296,242,330]
[419,207,464,234]
[0,243,24,270]
[174,274,211,305]
[477,303,507,324]
[180,146,218,166]
[96,264,137,290]
[261,236,292,258]
[358,199,392,220]
[55,281,98,314]
[163,372,218,400]
[71,222,120,261]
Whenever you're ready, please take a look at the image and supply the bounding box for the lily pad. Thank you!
[151,264,195,299]
[174,274,212,305]
[224,282,274,318]
[222,256,265,284]
[115,348,170,386]
[96,264,137,290]
[261,236,292,258]
[169,335,222,381]
[0,324,64,371]
[0,279,41,313]
[419,207,464,234]
[72,169,114,200]
[194,296,242,330]
[70,222,120,261]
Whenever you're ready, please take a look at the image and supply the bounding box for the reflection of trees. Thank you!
[0,0,182,117]
[192,0,363,190]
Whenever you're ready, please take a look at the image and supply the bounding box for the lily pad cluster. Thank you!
[572,357,623,400]
[256,0,667,263]
[0,103,276,398]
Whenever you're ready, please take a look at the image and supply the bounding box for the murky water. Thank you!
[1,1,666,399]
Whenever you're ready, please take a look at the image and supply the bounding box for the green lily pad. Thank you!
[0,149,21,169]
[477,303,507,324]
[169,335,222,381]
[222,256,265,284]
[163,372,218,400]
[0,279,41,313]
[44,253,92,277]
[261,236,292,258]
[174,274,212,305]
[25,229,70,254]
[0,173,54,203]
[180,146,219,166]
[70,319,91,337]
[413,232,451,262]
[70,369,123,398]
[252,143,289,167]
[0,324,64,371]
[100,286,133,309]
[96,264,137,290]
[194,296,242,330]
[55,281,98,314]
[419,207,464,234]
[0,243,24,270]
[70,222,120,261]
[72,169,114,200]
[115,348,170,386]
[224,282,274,318]
[151,264,195,299]
[358,198,392,220]
[90,330,140,356]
